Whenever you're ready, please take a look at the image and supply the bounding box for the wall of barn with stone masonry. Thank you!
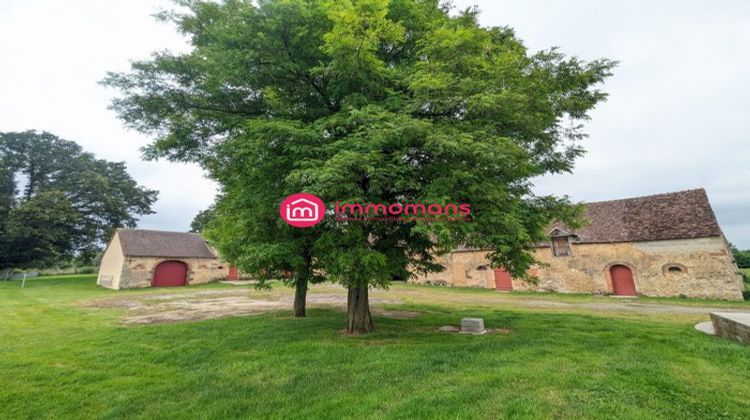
[117,257,231,289]
[412,236,744,300]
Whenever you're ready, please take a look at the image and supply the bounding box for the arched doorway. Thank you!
[153,261,188,287]
[610,265,636,296]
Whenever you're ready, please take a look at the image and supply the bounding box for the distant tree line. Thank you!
[0,131,157,269]
[730,243,750,269]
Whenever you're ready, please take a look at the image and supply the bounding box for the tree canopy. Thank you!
[730,243,750,269]
[103,0,614,333]
[0,131,158,267]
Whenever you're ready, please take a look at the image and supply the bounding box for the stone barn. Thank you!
[97,229,236,289]
[413,189,745,300]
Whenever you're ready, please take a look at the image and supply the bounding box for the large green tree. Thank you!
[730,243,750,269]
[0,131,158,267]
[103,0,614,333]
[3,191,81,268]
[207,120,328,317]
[189,205,216,234]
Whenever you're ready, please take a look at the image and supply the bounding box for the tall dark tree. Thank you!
[3,191,80,268]
[103,0,614,333]
[0,158,17,267]
[730,243,750,269]
[207,121,328,317]
[0,131,158,267]
[189,205,217,233]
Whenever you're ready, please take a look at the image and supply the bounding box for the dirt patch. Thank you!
[82,290,403,325]
[438,325,460,332]
[371,309,421,319]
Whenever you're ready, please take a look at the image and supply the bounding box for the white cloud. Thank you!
[0,0,217,232]
[1,0,748,246]
[455,0,750,246]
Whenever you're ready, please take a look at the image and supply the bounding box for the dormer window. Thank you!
[549,228,575,257]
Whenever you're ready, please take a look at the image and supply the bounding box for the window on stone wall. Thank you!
[551,237,572,257]
[663,264,687,275]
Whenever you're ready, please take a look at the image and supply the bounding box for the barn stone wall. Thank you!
[117,257,231,289]
[412,237,744,300]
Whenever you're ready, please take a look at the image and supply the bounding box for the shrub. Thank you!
[36,266,96,276]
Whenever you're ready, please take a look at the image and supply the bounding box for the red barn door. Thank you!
[152,261,188,287]
[227,266,239,281]
[610,265,636,296]
[494,268,513,291]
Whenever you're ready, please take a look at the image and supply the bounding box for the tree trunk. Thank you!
[293,274,308,318]
[293,247,313,318]
[346,285,375,334]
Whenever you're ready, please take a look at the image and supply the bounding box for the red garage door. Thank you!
[153,261,188,287]
[610,265,636,296]
[494,268,513,291]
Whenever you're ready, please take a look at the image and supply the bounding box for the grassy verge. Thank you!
[1,275,749,418]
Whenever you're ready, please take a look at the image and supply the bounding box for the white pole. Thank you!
[21,273,27,288]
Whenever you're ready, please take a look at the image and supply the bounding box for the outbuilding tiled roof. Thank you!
[117,229,217,258]
[550,188,722,244]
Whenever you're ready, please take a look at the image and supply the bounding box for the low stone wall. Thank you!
[710,312,750,344]
[413,237,744,300]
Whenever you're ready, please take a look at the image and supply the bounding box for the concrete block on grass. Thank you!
[460,318,486,334]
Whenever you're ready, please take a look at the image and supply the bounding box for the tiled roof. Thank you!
[550,188,722,244]
[117,229,217,258]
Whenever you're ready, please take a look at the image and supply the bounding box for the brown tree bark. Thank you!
[293,247,313,318]
[346,285,375,334]
[293,274,308,318]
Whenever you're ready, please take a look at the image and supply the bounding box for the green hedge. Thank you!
[36,266,97,276]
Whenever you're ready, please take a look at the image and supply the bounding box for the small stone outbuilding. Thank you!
[413,189,745,300]
[97,229,235,289]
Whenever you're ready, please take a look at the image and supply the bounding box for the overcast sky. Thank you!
[1,1,749,246]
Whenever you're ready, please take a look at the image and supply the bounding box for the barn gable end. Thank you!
[97,232,125,289]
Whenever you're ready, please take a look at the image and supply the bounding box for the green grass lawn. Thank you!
[1,275,750,419]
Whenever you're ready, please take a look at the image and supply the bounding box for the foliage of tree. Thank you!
[189,205,217,233]
[207,121,328,317]
[0,131,158,267]
[729,243,750,268]
[103,0,614,333]
[3,191,80,268]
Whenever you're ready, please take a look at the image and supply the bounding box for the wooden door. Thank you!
[494,268,513,291]
[152,261,188,287]
[227,266,239,281]
[610,265,636,296]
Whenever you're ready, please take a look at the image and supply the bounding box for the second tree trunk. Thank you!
[346,285,374,334]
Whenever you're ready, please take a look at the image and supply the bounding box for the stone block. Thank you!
[710,312,750,345]
[460,318,486,334]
